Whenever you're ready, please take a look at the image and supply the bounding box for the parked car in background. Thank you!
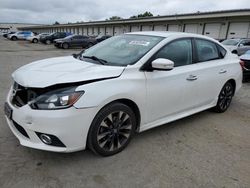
[26,33,50,43]
[40,32,71,44]
[54,34,97,49]
[239,50,250,82]
[96,35,112,43]
[3,31,16,38]
[0,31,8,36]
[4,32,242,156]
[222,38,250,55]
[8,31,34,40]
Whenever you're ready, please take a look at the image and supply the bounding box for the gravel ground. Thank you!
[0,37,249,188]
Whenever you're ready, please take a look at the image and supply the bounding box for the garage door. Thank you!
[99,27,105,35]
[74,28,78,34]
[184,24,199,34]
[168,24,179,32]
[204,23,221,39]
[106,27,113,35]
[154,25,166,31]
[131,25,140,32]
[88,28,94,36]
[114,26,122,35]
[83,28,88,35]
[227,22,250,39]
[141,25,152,31]
[93,27,99,36]
[79,28,83,35]
[122,26,129,33]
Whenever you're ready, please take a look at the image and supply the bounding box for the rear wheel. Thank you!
[62,43,69,49]
[213,82,234,113]
[45,39,51,45]
[88,103,136,156]
[33,38,38,43]
[11,36,17,41]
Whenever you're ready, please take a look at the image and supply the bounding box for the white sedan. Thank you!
[26,33,50,43]
[4,32,242,156]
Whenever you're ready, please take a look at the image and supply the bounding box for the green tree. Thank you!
[107,16,123,21]
[130,11,153,19]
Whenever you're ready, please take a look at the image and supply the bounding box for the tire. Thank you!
[213,82,234,113]
[33,38,38,43]
[87,102,136,156]
[62,43,69,49]
[232,50,238,55]
[11,36,17,41]
[45,39,51,45]
[87,43,94,48]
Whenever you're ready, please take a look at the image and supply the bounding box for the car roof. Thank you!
[126,31,213,40]
[225,38,250,40]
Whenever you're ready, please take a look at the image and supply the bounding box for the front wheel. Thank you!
[33,38,38,43]
[45,39,51,44]
[87,103,136,156]
[213,82,234,113]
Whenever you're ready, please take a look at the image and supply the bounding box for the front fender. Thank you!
[73,71,146,123]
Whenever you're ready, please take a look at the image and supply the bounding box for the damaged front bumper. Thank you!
[4,86,97,153]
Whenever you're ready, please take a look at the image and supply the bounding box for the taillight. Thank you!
[239,60,245,70]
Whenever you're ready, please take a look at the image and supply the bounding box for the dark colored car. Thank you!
[96,35,111,43]
[40,32,71,44]
[54,35,97,49]
[3,31,16,38]
[239,50,250,82]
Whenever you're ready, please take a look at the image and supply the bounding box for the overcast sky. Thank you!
[0,0,249,24]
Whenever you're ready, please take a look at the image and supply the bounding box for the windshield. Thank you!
[64,35,75,39]
[81,34,163,66]
[222,39,240,46]
[49,32,56,36]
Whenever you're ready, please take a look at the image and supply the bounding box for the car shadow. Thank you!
[22,109,213,160]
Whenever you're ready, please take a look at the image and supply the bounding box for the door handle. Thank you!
[186,75,198,81]
[219,70,227,74]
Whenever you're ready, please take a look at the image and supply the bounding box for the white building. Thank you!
[19,9,250,40]
[0,23,44,33]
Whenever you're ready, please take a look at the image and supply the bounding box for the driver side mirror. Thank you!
[151,58,174,71]
[239,43,244,47]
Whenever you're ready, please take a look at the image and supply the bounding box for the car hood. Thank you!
[240,54,250,60]
[54,39,64,42]
[224,45,237,52]
[12,56,125,88]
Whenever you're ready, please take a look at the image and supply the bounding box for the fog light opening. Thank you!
[40,134,52,145]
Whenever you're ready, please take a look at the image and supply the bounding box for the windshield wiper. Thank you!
[82,55,107,65]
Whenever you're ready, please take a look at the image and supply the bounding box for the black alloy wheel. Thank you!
[213,82,234,113]
[88,103,136,156]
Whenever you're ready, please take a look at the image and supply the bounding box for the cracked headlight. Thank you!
[29,87,84,110]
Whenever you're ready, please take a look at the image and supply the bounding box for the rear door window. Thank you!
[195,39,220,62]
